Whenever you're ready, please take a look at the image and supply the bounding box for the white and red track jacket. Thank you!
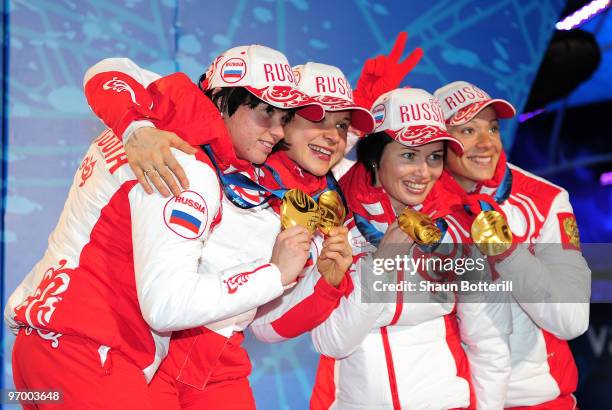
[249,151,353,343]
[73,58,341,389]
[441,153,591,409]
[4,60,286,383]
[310,163,512,410]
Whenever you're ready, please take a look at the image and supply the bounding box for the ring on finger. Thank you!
[144,168,159,176]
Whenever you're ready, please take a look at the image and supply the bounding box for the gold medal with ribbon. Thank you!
[471,210,513,256]
[280,189,346,235]
[398,208,442,246]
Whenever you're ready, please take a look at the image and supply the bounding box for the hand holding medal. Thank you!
[317,226,352,288]
[397,208,442,246]
[280,188,350,287]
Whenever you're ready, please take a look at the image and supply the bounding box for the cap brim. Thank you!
[489,99,516,119]
[350,108,376,134]
[308,96,376,134]
[385,125,464,155]
[245,85,325,121]
[326,106,375,134]
[448,99,516,126]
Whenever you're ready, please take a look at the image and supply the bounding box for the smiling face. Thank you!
[281,110,351,176]
[376,140,445,213]
[224,103,292,164]
[445,106,503,190]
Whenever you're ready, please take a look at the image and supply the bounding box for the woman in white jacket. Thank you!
[310,88,512,410]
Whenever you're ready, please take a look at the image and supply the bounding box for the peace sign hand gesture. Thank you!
[354,32,424,109]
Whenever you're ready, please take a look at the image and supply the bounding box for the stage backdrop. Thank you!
[2,0,565,408]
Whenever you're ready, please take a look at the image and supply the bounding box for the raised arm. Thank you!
[310,254,387,358]
[353,32,423,109]
[251,227,353,343]
[83,57,161,138]
[309,221,404,358]
[84,58,197,196]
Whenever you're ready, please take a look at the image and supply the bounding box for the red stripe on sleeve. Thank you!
[271,274,351,339]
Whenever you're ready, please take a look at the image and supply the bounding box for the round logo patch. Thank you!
[372,104,386,129]
[221,58,247,83]
[163,190,209,239]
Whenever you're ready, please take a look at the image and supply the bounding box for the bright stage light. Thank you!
[556,0,611,30]
[600,171,612,186]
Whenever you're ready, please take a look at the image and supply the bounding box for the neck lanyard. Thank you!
[262,161,347,206]
[202,144,346,209]
[353,206,448,252]
[475,165,513,212]
[203,144,284,209]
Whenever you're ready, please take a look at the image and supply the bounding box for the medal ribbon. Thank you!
[203,144,346,209]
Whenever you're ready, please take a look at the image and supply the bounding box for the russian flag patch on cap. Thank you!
[163,190,209,239]
[221,58,247,83]
[373,103,386,128]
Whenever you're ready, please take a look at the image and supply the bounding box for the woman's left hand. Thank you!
[317,226,353,288]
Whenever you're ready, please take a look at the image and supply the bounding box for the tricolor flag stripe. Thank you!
[169,209,201,234]
[223,70,243,77]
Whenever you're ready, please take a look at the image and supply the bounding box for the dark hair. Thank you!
[356,131,394,185]
[205,87,262,116]
[272,114,300,152]
[272,139,289,153]
[199,72,296,121]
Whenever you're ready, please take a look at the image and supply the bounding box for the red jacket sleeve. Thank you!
[84,69,159,138]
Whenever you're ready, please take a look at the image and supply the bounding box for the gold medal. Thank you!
[317,190,346,235]
[280,189,346,235]
[471,210,513,256]
[398,208,442,246]
[280,189,320,234]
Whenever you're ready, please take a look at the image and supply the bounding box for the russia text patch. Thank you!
[163,190,209,239]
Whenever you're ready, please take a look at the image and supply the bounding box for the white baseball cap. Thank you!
[371,88,464,154]
[292,62,375,134]
[434,81,516,126]
[201,45,324,121]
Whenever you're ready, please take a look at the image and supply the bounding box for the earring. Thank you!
[371,162,377,169]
